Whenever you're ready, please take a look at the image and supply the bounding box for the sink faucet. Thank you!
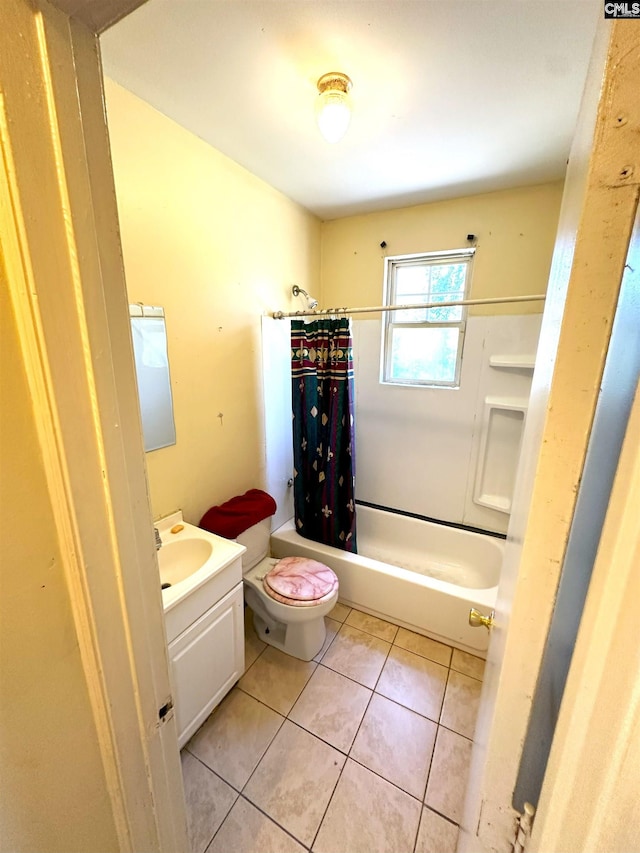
[154,527,162,550]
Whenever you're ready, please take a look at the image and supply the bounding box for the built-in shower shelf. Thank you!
[489,354,536,370]
[473,396,528,514]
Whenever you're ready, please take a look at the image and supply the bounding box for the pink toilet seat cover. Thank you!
[263,556,338,607]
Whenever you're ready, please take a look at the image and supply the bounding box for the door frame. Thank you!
[460,19,640,852]
[1,3,187,849]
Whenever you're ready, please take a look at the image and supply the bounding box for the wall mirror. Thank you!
[129,304,176,452]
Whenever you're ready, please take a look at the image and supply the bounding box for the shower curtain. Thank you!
[291,318,357,552]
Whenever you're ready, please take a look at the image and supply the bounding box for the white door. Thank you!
[528,379,640,850]
[459,20,640,852]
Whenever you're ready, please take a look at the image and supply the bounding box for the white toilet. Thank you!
[238,518,339,661]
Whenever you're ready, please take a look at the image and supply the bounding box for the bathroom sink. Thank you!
[157,538,214,587]
[155,512,246,627]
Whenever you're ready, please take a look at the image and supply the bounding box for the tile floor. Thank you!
[181,603,485,853]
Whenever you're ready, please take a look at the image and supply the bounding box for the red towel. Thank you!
[199,489,277,539]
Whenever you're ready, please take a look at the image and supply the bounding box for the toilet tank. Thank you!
[236,518,272,572]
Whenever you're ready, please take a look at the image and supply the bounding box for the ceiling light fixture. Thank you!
[316,72,352,144]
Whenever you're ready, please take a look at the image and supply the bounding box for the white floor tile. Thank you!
[376,645,448,720]
[289,664,371,753]
[424,727,473,823]
[244,720,345,847]
[208,797,306,853]
[239,645,316,715]
[440,669,482,739]
[350,693,437,798]
[186,688,283,790]
[181,750,236,853]
[415,806,459,853]
[322,623,390,688]
[312,759,421,853]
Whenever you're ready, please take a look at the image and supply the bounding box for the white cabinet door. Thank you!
[169,583,244,747]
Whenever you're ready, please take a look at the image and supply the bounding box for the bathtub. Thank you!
[270,505,504,655]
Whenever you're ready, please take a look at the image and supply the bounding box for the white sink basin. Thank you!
[155,512,246,628]
[158,538,214,587]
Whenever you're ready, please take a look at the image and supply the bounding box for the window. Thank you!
[381,249,474,387]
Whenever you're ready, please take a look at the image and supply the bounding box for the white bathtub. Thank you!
[270,505,504,655]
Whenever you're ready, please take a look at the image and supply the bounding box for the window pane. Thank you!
[389,326,460,384]
[393,260,468,323]
[396,265,431,296]
[429,263,467,293]
[427,292,464,322]
[393,305,429,322]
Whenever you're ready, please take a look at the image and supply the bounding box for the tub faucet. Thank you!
[154,527,162,550]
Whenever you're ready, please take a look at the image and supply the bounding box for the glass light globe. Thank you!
[316,90,351,143]
[315,73,353,144]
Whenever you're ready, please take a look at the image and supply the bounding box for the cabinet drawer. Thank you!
[169,582,244,748]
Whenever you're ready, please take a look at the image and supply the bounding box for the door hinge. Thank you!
[512,802,536,853]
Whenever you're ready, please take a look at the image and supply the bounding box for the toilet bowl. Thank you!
[238,520,339,661]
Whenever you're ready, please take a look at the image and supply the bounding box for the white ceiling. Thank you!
[101,1,600,221]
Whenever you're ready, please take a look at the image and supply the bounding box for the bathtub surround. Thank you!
[353,313,542,533]
[291,318,357,551]
[263,310,541,538]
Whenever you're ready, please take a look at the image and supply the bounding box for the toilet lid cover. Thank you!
[264,556,338,603]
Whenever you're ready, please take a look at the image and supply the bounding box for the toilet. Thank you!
[239,517,339,661]
[199,491,339,661]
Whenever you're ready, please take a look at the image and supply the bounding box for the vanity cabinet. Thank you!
[157,512,246,749]
[168,581,244,748]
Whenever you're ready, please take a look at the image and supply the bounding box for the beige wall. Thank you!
[320,182,563,315]
[105,80,321,523]
[0,260,118,852]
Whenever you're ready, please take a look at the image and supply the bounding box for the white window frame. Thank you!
[381,248,475,388]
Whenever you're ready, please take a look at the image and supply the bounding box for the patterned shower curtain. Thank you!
[291,318,357,552]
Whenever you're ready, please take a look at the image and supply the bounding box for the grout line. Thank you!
[281,716,351,761]
[243,640,268,670]
[438,721,475,743]
[411,799,424,853]
[306,749,348,851]
[238,794,312,851]
[205,793,312,853]
[235,682,293,719]
[185,747,247,798]
[237,720,289,799]
[236,609,475,848]
[240,716,342,851]
[422,723,440,810]
[313,618,341,662]
[449,665,485,683]
[370,686,442,726]
[344,612,400,644]
[191,771,239,853]
[346,753,426,804]
[437,664,454,725]
[316,658,376,693]
[423,804,461,828]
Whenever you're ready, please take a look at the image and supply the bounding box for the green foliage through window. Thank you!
[382,250,474,388]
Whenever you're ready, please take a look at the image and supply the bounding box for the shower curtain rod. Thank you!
[272,293,546,320]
